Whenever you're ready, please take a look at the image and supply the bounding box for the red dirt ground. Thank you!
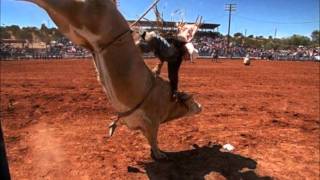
[1,59,319,180]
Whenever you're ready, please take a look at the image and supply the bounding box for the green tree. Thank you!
[50,28,63,40]
[40,23,49,34]
[6,25,20,37]
[18,29,33,41]
[256,35,264,39]
[212,31,223,37]
[264,41,274,50]
[233,32,244,38]
[247,35,254,38]
[0,27,11,39]
[311,30,320,45]
[287,34,311,47]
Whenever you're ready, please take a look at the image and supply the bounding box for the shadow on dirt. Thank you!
[133,144,272,180]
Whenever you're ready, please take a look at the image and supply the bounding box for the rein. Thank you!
[98,29,132,53]
[108,75,155,137]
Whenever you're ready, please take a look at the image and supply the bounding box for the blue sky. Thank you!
[1,0,319,38]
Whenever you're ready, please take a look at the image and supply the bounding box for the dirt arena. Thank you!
[1,59,319,180]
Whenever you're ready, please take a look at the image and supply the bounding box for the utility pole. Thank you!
[225,4,236,56]
[243,29,247,46]
[274,28,277,39]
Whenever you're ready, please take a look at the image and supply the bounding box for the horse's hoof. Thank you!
[151,149,168,161]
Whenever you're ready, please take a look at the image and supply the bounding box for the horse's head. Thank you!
[165,95,202,123]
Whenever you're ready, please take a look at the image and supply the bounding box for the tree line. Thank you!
[230,30,319,49]
[198,30,319,50]
[1,24,319,50]
[0,24,63,43]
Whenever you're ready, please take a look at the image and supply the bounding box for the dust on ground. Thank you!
[1,59,319,179]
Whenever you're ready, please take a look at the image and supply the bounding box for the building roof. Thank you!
[1,39,27,43]
[127,20,220,30]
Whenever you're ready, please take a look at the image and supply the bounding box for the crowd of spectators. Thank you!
[1,35,319,61]
[0,37,91,60]
[193,36,320,61]
[0,43,32,59]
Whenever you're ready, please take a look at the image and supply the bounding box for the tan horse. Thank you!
[24,0,201,160]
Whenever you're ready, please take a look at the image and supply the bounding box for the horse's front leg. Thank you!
[141,120,167,160]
